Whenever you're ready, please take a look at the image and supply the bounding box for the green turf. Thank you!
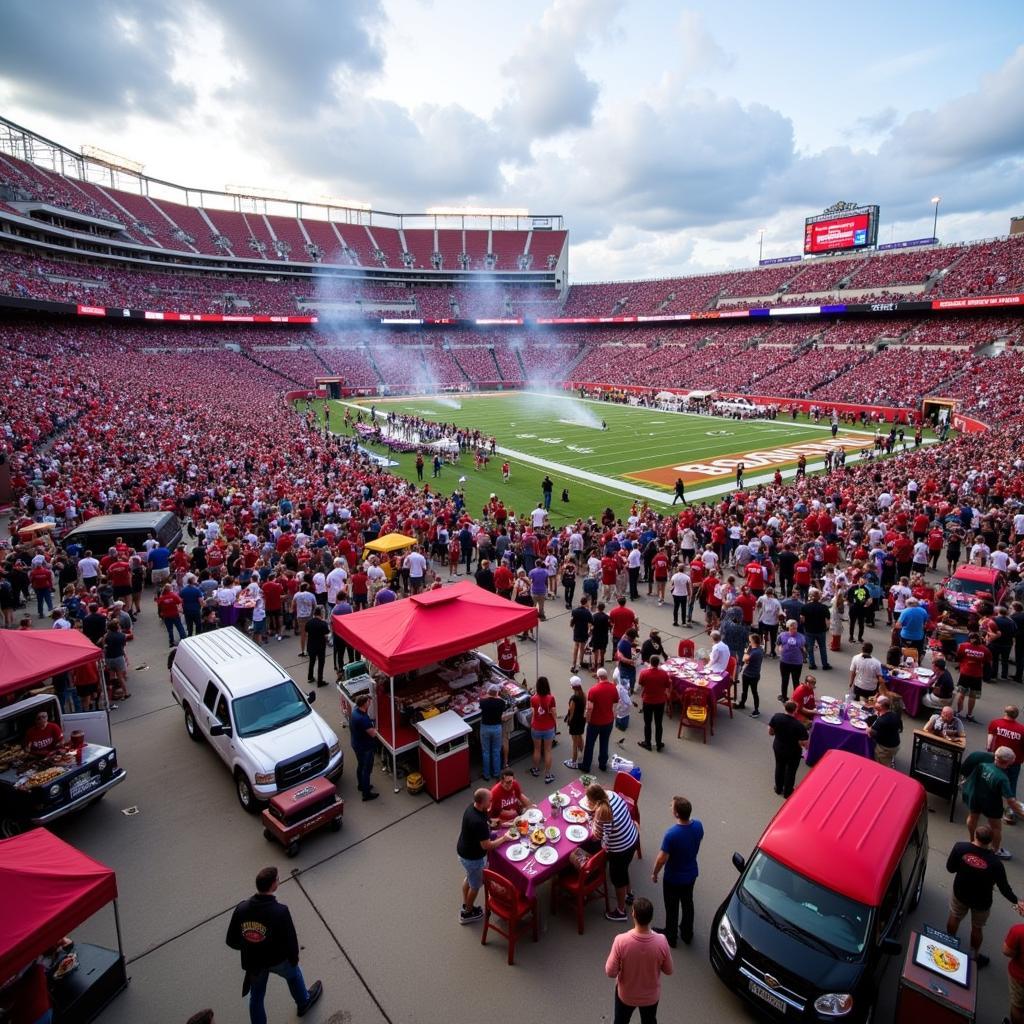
[313,392,879,524]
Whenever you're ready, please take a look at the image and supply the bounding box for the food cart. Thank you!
[0,829,127,1023]
[333,582,539,791]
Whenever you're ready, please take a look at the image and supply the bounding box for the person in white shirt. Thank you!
[707,630,731,675]
[404,547,428,593]
[889,578,912,625]
[990,545,1013,572]
[531,504,548,529]
[326,559,348,606]
[755,589,783,657]
[51,608,71,630]
[669,568,691,627]
[701,546,719,573]
[77,554,100,585]
[970,542,991,566]
[849,642,884,700]
[626,543,642,600]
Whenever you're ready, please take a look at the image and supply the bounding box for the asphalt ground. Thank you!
[30,568,1024,1024]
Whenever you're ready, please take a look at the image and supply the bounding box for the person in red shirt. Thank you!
[744,561,766,594]
[791,675,819,723]
[1003,922,1024,1024]
[494,563,514,600]
[106,558,132,606]
[893,534,914,576]
[529,677,557,783]
[23,709,63,753]
[261,574,285,640]
[601,554,619,602]
[912,512,930,541]
[956,631,994,721]
[793,556,812,600]
[701,572,722,631]
[989,706,1024,823]
[650,548,670,605]
[581,668,619,773]
[156,583,186,647]
[609,597,637,644]
[927,525,946,570]
[488,769,532,825]
[29,563,54,619]
[350,567,369,609]
[636,656,671,751]
[734,585,757,626]
[496,637,519,676]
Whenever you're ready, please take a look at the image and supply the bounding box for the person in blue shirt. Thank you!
[651,796,704,947]
[896,597,930,659]
[147,543,171,585]
[350,694,379,802]
[179,577,205,636]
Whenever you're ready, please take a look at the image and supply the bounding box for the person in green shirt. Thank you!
[963,747,1024,860]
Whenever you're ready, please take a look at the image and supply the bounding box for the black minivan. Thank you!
[710,751,928,1022]
[63,511,183,554]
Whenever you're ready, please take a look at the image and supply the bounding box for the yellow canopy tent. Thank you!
[362,533,417,579]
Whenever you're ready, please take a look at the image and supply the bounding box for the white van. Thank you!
[170,630,343,812]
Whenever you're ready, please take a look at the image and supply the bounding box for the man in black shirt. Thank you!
[768,701,809,797]
[457,788,512,924]
[590,601,611,672]
[776,544,797,598]
[800,589,832,671]
[225,866,323,1023]
[304,606,331,687]
[570,597,593,673]
[945,826,1024,967]
[923,656,955,710]
[867,695,902,768]
[845,581,873,642]
[82,603,108,646]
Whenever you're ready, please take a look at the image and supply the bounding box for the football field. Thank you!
[324,391,900,522]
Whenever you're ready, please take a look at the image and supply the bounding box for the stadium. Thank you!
[1,21,1024,1024]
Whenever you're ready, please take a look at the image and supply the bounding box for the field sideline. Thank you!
[319,391,934,521]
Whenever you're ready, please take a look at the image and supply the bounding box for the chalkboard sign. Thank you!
[910,731,964,821]
[914,742,957,786]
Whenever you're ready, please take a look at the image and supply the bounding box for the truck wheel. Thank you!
[263,828,275,842]
[1,816,25,839]
[235,771,258,814]
[183,704,201,742]
[330,818,342,832]
[286,841,300,858]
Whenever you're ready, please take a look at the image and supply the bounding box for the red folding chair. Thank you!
[481,869,539,965]
[551,849,609,934]
[720,656,736,719]
[678,687,712,743]
[613,771,643,859]
[677,638,695,658]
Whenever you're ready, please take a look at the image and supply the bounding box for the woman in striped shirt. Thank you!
[588,783,639,921]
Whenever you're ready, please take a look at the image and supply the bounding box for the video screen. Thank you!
[804,213,872,255]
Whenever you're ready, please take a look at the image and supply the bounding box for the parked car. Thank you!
[170,629,342,812]
[710,750,927,1023]
[63,511,183,555]
[940,565,1008,621]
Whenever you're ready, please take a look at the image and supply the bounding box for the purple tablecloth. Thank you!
[886,671,931,717]
[664,659,731,712]
[805,716,875,766]
[488,780,591,899]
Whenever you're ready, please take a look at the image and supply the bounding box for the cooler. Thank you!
[415,710,473,801]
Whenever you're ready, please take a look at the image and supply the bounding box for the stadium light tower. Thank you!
[931,196,941,241]
[758,228,765,263]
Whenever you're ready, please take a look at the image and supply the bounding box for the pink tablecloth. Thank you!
[488,780,592,899]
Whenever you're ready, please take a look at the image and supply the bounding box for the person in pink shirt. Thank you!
[605,897,673,1023]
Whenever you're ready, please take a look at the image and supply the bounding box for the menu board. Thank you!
[914,932,970,987]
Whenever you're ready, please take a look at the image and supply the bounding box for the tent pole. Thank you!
[99,660,110,713]
[534,619,540,681]
[112,897,125,962]
[391,675,400,793]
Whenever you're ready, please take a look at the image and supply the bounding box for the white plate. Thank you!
[820,715,842,725]
[563,806,589,824]
[849,719,869,730]
[544,826,561,842]
[534,846,558,865]
[525,808,544,825]
[566,824,589,843]
[579,795,594,812]
[549,792,570,808]
[506,844,530,862]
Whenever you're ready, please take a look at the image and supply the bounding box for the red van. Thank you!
[710,751,928,1022]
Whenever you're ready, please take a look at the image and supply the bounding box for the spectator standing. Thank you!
[529,676,557,784]
[225,866,323,1024]
[636,656,671,752]
[777,620,806,701]
[604,897,673,1024]
[768,701,809,797]
[1003,921,1024,1024]
[989,707,1024,826]
[479,683,505,782]
[588,782,640,922]
[799,589,832,671]
[754,587,782,657]
[956,631,993,722]
[867,694,902,768]
[457,788,511,924]
[304,606,330,687]
[651,796,703,948]
[350,693,379,801]
[581,669,618,774]
[737,633,764,717]
[669,564,691,627]
[963,748,1024,859]
[156,583,186,647]
[563,676,586,770]
[945,827,1024,969]
[569,596,592,673]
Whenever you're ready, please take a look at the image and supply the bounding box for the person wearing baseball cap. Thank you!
[564,676,586,769]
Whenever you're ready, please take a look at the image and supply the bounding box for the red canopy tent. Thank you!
[0,630,103,699]
[332,581,540,789]
[0,828,121,982]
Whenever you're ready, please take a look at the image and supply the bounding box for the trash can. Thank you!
[415,710,473,801]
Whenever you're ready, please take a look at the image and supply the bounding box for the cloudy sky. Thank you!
[1,0,1022,281]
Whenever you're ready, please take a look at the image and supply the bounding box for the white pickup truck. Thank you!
[170,630,343,812]
[0,693,126,837]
